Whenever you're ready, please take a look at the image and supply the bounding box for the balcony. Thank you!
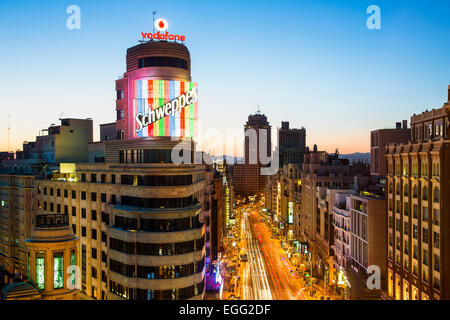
[35,214,69,227]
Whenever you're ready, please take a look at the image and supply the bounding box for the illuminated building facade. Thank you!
[32,38,210,300]
[115,41,196,140]
[0,118,92,286]
[25,213,79,300]
[386,85,450,300]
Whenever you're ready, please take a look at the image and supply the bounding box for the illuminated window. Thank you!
[70,249,76,284]
[36,253,45,290]
[53,252,64,289]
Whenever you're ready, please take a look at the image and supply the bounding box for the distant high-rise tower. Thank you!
[234,110,272,196]
[278,121,306,168]
[244,111,272,164]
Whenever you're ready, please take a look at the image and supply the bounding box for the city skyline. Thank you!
[1,0,449,156]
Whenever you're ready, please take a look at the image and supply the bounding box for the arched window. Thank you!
[396,183,400,195]
[434,188,440,203]
[404,184,409,197]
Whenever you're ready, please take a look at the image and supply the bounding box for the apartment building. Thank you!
[386,85,450,300]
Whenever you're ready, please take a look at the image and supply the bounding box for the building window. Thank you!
[81,174,86,182]
[117,109,125,120]
[433,209,440,226]
[92,267,97,279]
[92,248,97,259]
[82,208,86,219]
[50,188,54,196]
[92,210,97,221]
[36,253,45,290]
[423,249,428,266]
[433,232,440,249]
[72,190,76,199]
[57,189,61,197]
[101,193,107,203]
[422,206,428,221]
[70,250,76,287]
[101,212,110,225]
[422,187,428,201]
[81,192,86,200]
[82,227,86,237]
[92,228,97,240]
[434,254,440,272]
[53,252,64,289]
[91,174,97,183]
[72,206,76,216]
[81,245,86,285]
[413,224,418,239]
[91,192,97,202]
[116,89,124,100]
[433,188,439,203]
[72,224,76,234]
[423,228,429,244]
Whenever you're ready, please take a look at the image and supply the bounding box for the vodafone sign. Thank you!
[141,18,186,42]
[155,18,168,32]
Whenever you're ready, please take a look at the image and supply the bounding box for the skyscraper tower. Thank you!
[234,110,272,196]
[244,110,272,165]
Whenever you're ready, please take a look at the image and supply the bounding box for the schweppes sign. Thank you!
[136,86,198,133]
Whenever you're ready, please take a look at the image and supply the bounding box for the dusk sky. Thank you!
[0,0,449,156]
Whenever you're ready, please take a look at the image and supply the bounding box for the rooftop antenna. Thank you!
[256,105,261,114]
[152,11,157,35]
[59,112,64,120]
[7,115,10,154]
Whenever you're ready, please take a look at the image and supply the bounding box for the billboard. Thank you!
[134,79,198,138]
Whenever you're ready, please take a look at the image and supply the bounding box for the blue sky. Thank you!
[0,0,449,155]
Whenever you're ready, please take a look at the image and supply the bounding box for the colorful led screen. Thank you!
[134,79,198,138]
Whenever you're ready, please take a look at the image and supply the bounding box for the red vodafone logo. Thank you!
[155,18,168,32]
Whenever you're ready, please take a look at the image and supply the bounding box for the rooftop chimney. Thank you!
[402,120,407,129]
[396,122,401,129]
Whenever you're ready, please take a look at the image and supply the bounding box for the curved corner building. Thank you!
[108,40,205,300]
[34,40,207,300]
